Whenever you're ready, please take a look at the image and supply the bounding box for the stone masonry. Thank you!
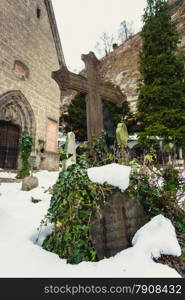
[100,0,185,112]
[61,1,185,114]
[0,0,65,170]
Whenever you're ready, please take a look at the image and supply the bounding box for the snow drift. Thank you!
[0,170,182,277]
[132,214,181,259]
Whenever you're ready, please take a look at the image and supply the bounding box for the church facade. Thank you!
[0,0,65,170]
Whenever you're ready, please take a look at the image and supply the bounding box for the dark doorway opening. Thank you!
[0,121,20,169]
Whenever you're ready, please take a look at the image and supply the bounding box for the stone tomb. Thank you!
[53,53,147,258]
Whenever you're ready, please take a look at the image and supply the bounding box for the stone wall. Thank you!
[61,1,185,114]
[0,0,61,170]
[99,0,185,112]
[100,34,141,112]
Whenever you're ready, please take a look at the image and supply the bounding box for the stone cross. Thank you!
[52,52,125,144]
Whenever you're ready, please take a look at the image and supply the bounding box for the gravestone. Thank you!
[116,121,129,163]
[52,52,147,261]
[116,122,129,148]
[91,191,148,259]
[52,52,125,145]
[62,131,77,170]
[21,176,38,191]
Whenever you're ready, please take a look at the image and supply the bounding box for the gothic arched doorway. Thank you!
[0,90,36,169]
[0,121,20,169]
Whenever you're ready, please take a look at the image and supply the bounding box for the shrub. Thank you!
[126,159,185,237]
[137,0,185,149]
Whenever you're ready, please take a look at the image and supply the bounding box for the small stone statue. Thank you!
[116,120,128,164]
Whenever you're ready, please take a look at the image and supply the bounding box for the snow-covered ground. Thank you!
[0,169,182,278]
[0,171,17,179]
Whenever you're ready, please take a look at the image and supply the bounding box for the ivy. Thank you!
[16,134,33,179]
[42,156,115,264]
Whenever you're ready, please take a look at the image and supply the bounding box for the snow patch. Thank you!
[30,224,54,246]
[87,163,131,191]
[0,172,17,179]
[132,215,181,259]
[0,170,182,277]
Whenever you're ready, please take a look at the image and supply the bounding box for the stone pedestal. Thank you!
[21,176,39,191]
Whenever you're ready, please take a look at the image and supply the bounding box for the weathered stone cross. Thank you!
[52,52,125,144]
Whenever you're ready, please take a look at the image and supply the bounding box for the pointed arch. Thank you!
[0,90,36,137]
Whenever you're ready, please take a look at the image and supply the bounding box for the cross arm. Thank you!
[52,66,125,108]
[52,66,88,94]
[99,84,125,107]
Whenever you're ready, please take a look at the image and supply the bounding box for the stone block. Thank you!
[21,176,39,191]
